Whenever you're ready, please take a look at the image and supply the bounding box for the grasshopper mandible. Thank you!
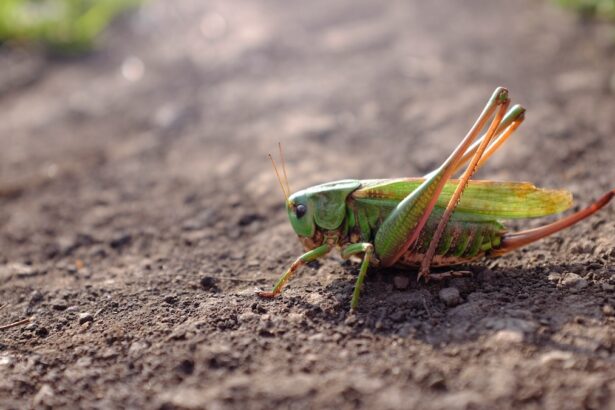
[258,87,614,310]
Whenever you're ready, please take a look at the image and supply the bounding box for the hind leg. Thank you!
[492,189,615,256]
[374,87,511,267]
[418,96,521,280]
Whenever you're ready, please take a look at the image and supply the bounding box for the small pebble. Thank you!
[200,275,218,291]
[25,290,44,314]
[287,312,305,323]
[110,232,132,249]
[238,311,258,323]
[602,305,614,317]
[0,354,13,366]
[427,373,446,390]
[594,244,615,258]
[176,359,195,375]
[439,287,461,307]
[52,300,68,311]
[33,384,54,406]
[164,295,178,305]
[539,350,574,366]
[561,272,588,289]
[238,213,262,226]
[35,326,49,338]
[100,347,118,359]
[0,263,38,279]
[393,274,410,290]
[344,314,358,326]
[547,272,561,283]
[78,312,94,324]
[129,341,149,355]
[491,329,524,344]
[570,242,594,255]
[29,290,43,304]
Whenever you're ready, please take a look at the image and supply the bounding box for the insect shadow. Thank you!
[315,260,609,354]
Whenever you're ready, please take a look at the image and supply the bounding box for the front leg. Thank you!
[257,244,331,299]
[341,243,374,310]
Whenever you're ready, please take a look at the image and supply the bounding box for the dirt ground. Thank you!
[2,0,615,409]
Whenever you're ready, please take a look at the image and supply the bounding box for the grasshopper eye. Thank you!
[295,204,307,218]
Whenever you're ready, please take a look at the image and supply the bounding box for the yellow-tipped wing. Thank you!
[353,178,572,219]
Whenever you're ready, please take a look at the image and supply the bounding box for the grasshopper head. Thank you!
[286,180,361,243]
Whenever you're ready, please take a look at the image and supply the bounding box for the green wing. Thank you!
[352,178,572,219]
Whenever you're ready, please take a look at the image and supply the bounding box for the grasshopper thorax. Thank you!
[286,180,361,248]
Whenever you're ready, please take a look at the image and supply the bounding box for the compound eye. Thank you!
[295,204,307,218]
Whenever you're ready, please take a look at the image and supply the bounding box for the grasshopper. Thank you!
[258,87,614,310]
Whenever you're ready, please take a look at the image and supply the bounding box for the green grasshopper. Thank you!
[258,87,615,310]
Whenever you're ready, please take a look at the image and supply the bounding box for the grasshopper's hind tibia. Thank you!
[418,103,526,279]
[492,189,615,256]
[375,87,511,267]
[423,104,526,179]
[418,95,512,279]
[454,104,526,176]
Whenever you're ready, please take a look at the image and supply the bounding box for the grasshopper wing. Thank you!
[353,178,572,219]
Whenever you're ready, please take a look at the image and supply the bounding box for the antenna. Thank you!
[268,153,288,201]
[278,142,291,197]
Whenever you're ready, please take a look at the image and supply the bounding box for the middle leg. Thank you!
[341,243,374,310]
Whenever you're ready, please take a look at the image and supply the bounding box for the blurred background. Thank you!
[2,1,615,408]
[1,0,614,199]
[2,0,614,259]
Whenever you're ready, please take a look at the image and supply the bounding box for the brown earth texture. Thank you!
[2,1,615,409]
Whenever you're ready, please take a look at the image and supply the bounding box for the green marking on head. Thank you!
[287,180,361,238]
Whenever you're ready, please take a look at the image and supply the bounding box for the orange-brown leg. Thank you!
[491,189,615,256]
[375,87,511,267]
[418,98,513,280]
[454,105,526,175]
[423,104,526,179]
